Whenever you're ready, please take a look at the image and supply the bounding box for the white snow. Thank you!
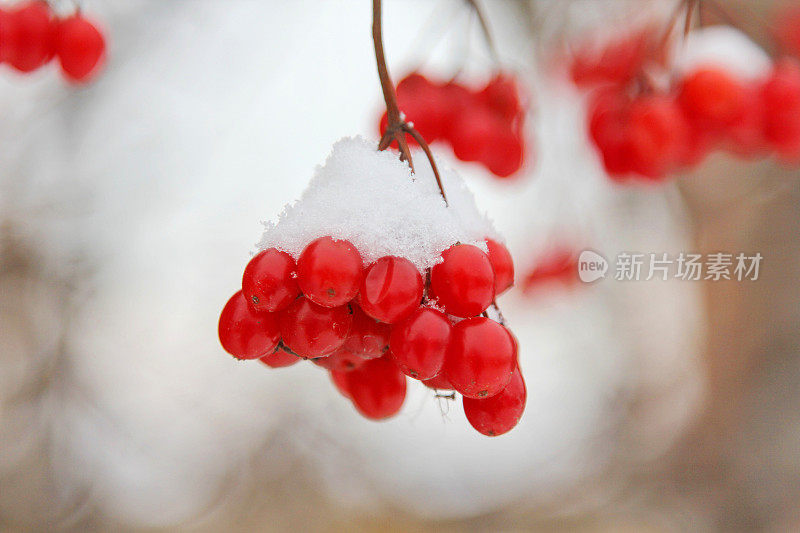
[257,136,498,271]
[673,25,772,80]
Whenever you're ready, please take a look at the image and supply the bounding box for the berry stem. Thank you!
[372,0,448,205]
[372,0,414,168]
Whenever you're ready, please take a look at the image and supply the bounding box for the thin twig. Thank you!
[373,0,414,167]
[372,0,448,204]
[403,125,448,205]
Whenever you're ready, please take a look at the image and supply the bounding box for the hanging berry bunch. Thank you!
[378,70,527,179]
[218,0,526,437]
[377,0,529,180]
[0,0,106,82]
[568,0,800,182]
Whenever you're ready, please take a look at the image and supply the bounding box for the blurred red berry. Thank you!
[6,1,54,73]
[53,14,105,82]
[761,59,800,160]
[679,68,749,133]
[479,73,521,121]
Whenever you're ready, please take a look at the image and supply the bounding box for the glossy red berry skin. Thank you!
[218,290,280,360]
[6,1,53,73]
[358,256,423,324]
[430,244,495,317]
[259,348,300,368]
[344,356,407,420]
[296,237,363,308]
[444,317,515,399]
[242,248,300,313]
[278,297,352,358]
[389,307,451,380]
[422,373,454,390]
[53,14,105,82]
[485,239,514,295]
[312,348,365,372]
[463,366,526,436]
[342,305,391,359]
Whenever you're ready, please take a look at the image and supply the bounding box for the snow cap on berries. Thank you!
[258,136,498,271]
[673,26,772,80]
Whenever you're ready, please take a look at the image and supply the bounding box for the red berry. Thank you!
[344,356,407,420]
[278,297,352,358]
[312,347,365,372]
[479,73,521,121]
[342,304,391,359]
[330,370,352,399]
[422,372,454,390]
[242,248,300,313]
[389,307,451,380]
[521,248,578,292]
[678,68,749,133]
[53,14,105,82]
[6,1,54,73]
[439,81,476,139]
[463,366,526,436]
[218,290,280,360]
[625,94,689,179]
[588,88,634,176]
[761,59,800,160]
[259,348,300,368]
[570,28,652,88]
[480,125,525,178]
[450,107,499,163]
[296,237,363,307]
[358,256,423,323]
[444,317,515,399]
[430,244,495,317]
[485,239,514,295]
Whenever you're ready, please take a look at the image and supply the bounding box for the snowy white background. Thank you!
[0,0,706,528]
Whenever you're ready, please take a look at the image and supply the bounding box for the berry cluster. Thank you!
[378,72,527,178]
[219,236,526,436]
[0,1,105,82]
[571,27,800,181]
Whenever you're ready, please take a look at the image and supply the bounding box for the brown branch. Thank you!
[403,124,448,206]
[372,0,413,167]
[372,0,448,204]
